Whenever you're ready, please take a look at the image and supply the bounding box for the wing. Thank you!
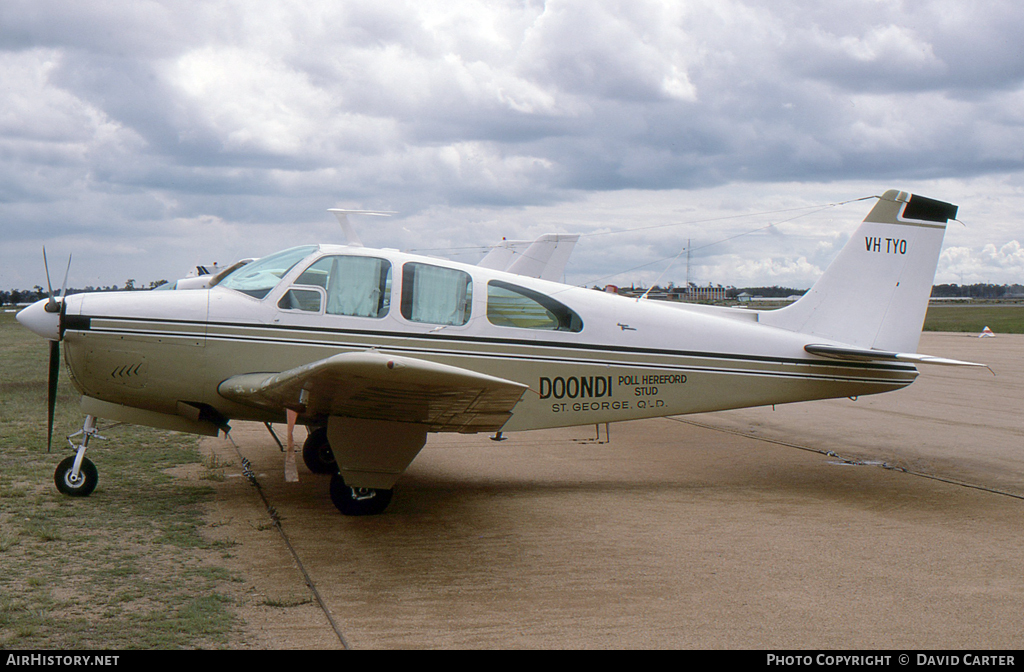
[804,343,990,369]
[218,351,528,433]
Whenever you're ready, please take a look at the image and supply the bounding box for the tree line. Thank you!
[1,280,168,306]
[726,284,1023,299]
[930,283,1024,299]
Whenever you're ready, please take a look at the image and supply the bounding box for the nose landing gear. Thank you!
[54,415,103,497]
[55,455,98,496]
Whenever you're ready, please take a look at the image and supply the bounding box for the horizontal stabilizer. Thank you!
[804,343,990,369]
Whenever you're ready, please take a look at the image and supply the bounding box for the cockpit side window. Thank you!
[277,287,324,312]
[285,255,391,318]
[218,246,317,299]
[400,262,473,326]
[486,280,583,332]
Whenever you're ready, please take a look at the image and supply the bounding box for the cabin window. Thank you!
[277,288,323,312]
[400,263,472,326]
[486,280,583,332]
[292,255,391,318]
[218,246,317,299]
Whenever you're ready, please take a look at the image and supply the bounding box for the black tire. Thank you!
[54,456,98,497]
[302,427,336,474]
[329,473,393,516]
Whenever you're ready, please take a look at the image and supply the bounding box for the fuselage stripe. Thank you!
[77,315,918,373]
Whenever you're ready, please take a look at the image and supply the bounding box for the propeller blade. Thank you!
[37,247,71,451]
[41,248,70,316]
[42,247,57,312]
[59,253,72,300]
[42,247,54,296]
[47,340,60,453]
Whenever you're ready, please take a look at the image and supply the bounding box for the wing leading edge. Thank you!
[218,351,529,433]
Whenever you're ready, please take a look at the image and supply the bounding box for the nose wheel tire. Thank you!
[329,473,392,516]
[302,427,337,474]
[54,456,98,497]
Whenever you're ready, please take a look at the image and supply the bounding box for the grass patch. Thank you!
[200,452,228,482]
[0,311,239,649]
[923,303,1024,334]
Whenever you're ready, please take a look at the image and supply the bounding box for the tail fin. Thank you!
[507,233,579,281]
[759,190,957,353]
[479,234,580,281]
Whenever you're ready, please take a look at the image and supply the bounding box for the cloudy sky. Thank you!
[3,0,1024,293]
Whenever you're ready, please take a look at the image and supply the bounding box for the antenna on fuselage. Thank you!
[327,209,397,247]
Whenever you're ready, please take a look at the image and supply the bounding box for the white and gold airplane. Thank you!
[17,190,984,515]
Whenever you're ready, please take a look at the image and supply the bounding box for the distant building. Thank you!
[602,283,730,302]
[670,284,728,302]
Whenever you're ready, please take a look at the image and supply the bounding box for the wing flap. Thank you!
[218,351,528,432]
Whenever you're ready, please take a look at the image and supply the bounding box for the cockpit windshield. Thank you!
[217,246,317,299]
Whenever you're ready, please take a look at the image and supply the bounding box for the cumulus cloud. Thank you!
[1,0,1023,289]
[939,240,1024,283]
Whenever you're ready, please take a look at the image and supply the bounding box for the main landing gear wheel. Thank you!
[302,427,337,474]
[329,473,393,516]
[54,456,98,497]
